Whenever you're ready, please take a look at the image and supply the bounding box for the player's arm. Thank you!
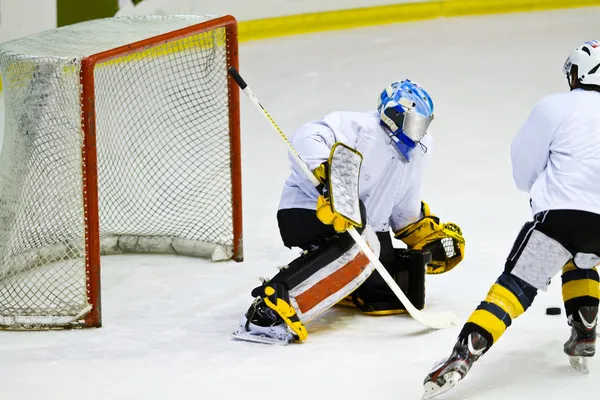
[510,100,555,192]
[289,122,361,233]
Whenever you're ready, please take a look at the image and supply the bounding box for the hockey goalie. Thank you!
[233,79,466,345]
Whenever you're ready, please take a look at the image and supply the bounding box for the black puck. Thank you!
[546,307,562,315]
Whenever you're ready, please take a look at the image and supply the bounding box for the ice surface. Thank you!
[1,7,599,399]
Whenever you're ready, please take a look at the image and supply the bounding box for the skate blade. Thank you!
[569,356,590,374]
[231,329,291,346]
[422,371,462,399]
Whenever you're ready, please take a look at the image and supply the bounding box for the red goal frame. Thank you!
[79,15,242,327]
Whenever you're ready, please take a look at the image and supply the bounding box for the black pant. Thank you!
[276,207,395,265]
[506,209,600,272]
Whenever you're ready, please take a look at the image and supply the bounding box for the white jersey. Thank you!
[278,110,433,233]
[511,89,600,216]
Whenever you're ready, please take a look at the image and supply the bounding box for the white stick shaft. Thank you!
[347,228,421,315]
[241,86,320,187]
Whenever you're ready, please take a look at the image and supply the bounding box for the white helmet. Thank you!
[563,40,600,87]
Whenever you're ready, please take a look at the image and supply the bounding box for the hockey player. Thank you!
[423,40,600,398]
[233,80,466,345]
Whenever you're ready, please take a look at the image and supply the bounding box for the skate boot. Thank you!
[422,332,488,399]
[232,281,307,345]
[232,297,296,345]
[564,306,598,374]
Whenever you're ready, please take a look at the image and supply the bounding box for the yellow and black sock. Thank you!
[562,261,600,321]
[460,272,537,350]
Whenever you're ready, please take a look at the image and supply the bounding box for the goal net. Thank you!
[0,15,242,329]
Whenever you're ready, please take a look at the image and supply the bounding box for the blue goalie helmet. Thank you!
[377,80,434,160]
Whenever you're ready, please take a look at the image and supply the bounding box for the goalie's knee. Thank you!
[264,222,380,326]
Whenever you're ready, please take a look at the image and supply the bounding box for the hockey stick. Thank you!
[228,67,459,330]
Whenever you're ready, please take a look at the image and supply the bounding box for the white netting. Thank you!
[0,15,239,329]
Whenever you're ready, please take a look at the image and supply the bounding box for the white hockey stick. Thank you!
[228,67,459,330]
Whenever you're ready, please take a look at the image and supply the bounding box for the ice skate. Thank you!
[564,306,597,374]
[422,332,488,399]
[232,297,296,345]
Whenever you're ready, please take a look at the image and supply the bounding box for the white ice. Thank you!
[1,7,599,399]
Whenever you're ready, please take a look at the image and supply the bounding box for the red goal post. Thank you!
[0,15,243,329]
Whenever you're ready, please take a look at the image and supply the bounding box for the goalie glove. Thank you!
[394,201,465,274]
[316,195,353,233]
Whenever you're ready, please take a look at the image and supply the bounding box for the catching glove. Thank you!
[395,201,465,274]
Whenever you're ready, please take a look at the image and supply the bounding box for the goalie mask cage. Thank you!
[0,15,242,329]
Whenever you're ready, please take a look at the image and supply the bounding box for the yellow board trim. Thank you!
[467,309,507,343]
[562,279,600,302]
[1,0,599,92]
[237,0,600,42]
[486,283,525,320]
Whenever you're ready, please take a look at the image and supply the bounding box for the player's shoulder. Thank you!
[535,91,572,108]
[532,90,590,116]
[321,110,382,139]
[528,90,599,126]
[322,110,380,126]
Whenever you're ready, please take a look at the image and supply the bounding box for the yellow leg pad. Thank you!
[467,309,507,343]
[485,284,525,320]
[562,279,600,303]
[264,297,308,342]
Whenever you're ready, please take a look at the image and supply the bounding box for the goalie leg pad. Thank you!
[264,222,380,324]
[287,224,380,323]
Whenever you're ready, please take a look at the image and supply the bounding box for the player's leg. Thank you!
[553,210,600,372]
[423,211,572,398]
[562,261,599,372]
[233,202,382,344]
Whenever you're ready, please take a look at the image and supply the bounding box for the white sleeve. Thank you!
[287,121,337,197]
[511,100,555,192]
[289,121,336,171]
